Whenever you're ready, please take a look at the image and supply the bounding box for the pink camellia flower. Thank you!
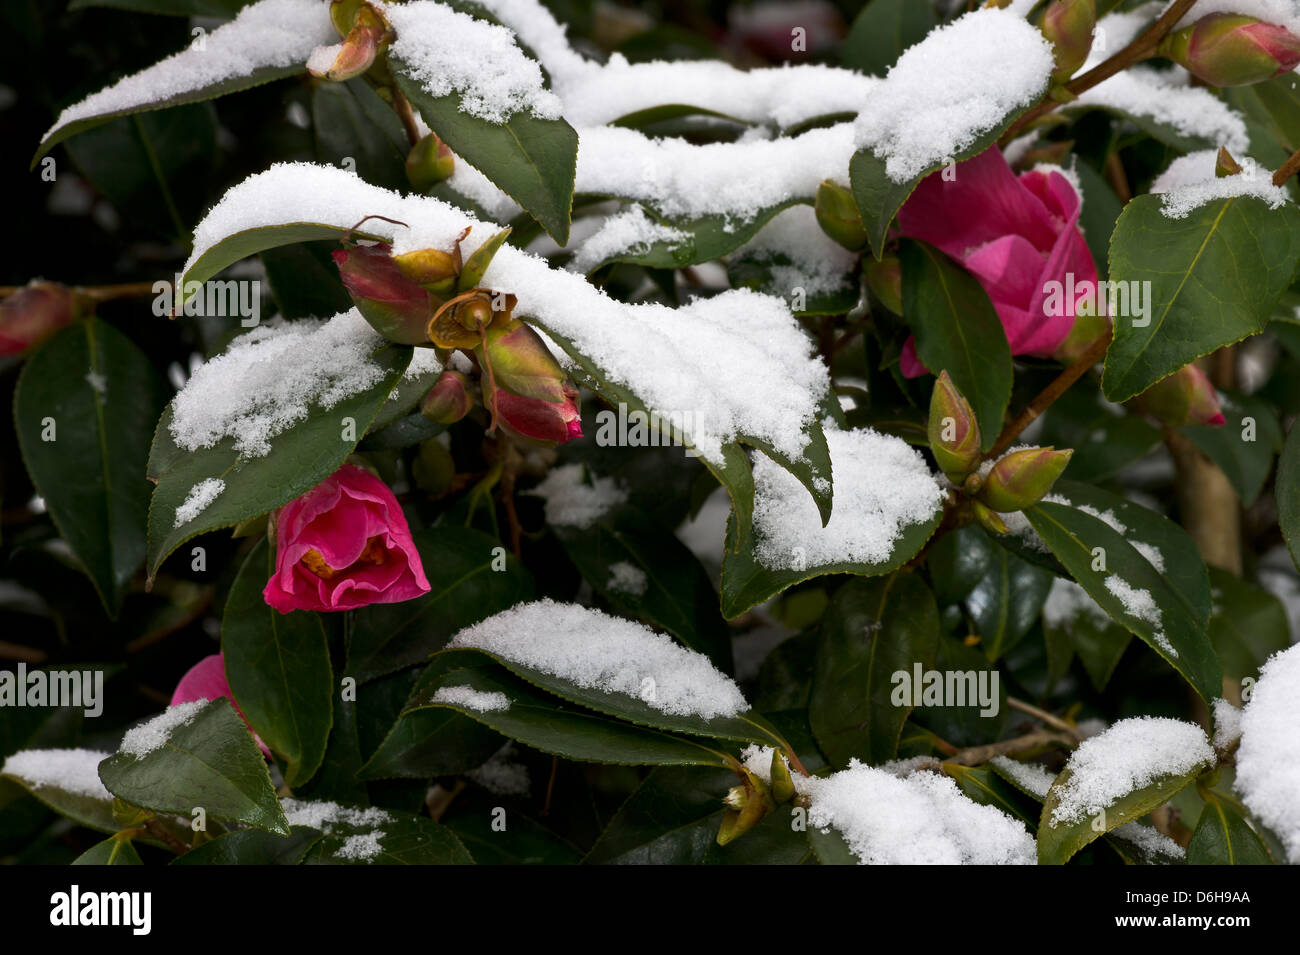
[171,653,270,756]
[0,281,77,357]
[263,463,431,613]
[895,147,1099,377]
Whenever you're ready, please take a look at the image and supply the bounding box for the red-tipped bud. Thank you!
[928,371,982,482]
[479,319,568,404]
[420,369,474,425]
[1040,0,1096,83]
[332,243,431,345]
[405,133,455,191]
[1159,13,1300,87]
[814,180,867,252]
[491,381,582,445]
[308,9,385,82]
[978,446,1073,513]
[864,254,902,315]
[0,281,79,357]
[1137,363,1226,428]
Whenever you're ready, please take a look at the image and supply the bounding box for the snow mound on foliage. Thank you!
[42,0,332,145]
[450,600,747,719]
[184,164,832,467]
[1235,644,1300,863]
[1150,150,1291,219]
[431,686,511,713]
[1,748,112,800]
[384,1,562,122]
[1048,717,1214,826]
[752,427,944,571]
[853,7,1054,182]
[169,310,387,459]
[120,700,207,758]
[527,464,627,529]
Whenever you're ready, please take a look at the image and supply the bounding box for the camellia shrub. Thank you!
[2,0,1299,869]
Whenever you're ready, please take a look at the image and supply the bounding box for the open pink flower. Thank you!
[263,463,431,613]
[895,147,1099,377]
[171,653,270,756]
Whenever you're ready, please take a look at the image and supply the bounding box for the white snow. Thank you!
[280,798,393,832]
[568,205,687,274]
[1043,578,1111,630]
[1234,643,1300,863]
[403,347,444,381]
[183,164,833,468]
[853,7,1054,182]
[383,1,562,123]
[1103,575,1174,656]
[751,427,945,571]
[335,831,385,861]
[1112,821,1185,859]
[120,700,207,759]
[168,310,388,459]
[431,685,511,713]
[1150,151,1291,219]
[0,748,113,800]
[42,0,333,145]
[527,463,627,529]
[606,561,649,596]
[305,43,343,77]
[733,204,858,299]
[1212,697,1243,750]
[991,756,1056,799]
[805,760,1037,864]
[450,599,747,719]
[173,478,225,527]
[1049,717,1214,826]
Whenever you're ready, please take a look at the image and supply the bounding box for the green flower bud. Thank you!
[928,371,982,482]
[1215,146,1243,178]
[978,446,1073,513]
[1159,13,1300,87]
[406,133,455,191]
[769,750,796,805]
[1136,363,1226,428]
[392,247,459,295]
[814,180,867,252]
[457,228,512,294]
[972,500,1010,535]
[1040,0,1096,84]
[864,255,902,316]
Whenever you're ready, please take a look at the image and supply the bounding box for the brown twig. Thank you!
[1007,696,1083,742]
[391,86,422,148]
[1002,0,1199,142]
[1273,145,1300,186]
[143,816,189,855]
[0,281,159,301]
[943,728,1076,767]
[989,327,1112,457]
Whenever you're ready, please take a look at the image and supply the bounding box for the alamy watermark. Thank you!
[0,663,102,717]
[1042,272,1152,327]
[153,275,261,327]
[891,663,1000,717]
[593,402,701,456]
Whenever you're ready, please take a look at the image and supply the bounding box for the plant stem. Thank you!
[1273,145,1300,186]
[391,86,422,148]
[989,327,1112,457]
[0,281,159,302]
[1007,696,1083,742]
[1002,0,1199,142]
[943,728,1076,767]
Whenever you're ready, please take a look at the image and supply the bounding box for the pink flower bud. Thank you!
[978,446,1073,513]
[1160,13,1300,87]
[1138,363,1226,428]
[0,281,78,357]
[491,382,583,445]
[333,243,432,345]
[421,368,474,424]
[309,4,387,81]
[814,180,867,252]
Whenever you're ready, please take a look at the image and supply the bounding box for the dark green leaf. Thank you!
[72,834,144,865]
[392,60,578,243]
[14,319,166,616]
[99,699,290,834]
[346,525,535,683]
[810,573,940,767]
[222,538,333,788]
[1103,194,1300,402]
[1207,567,1291,682]
[1180,391,1282,506]
[842,0,936,74]
[899,240,1012,448]
[172,826,324,865]
[966,546,1053,660]
[1187,791,1273,865]
[584,766,734,864]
